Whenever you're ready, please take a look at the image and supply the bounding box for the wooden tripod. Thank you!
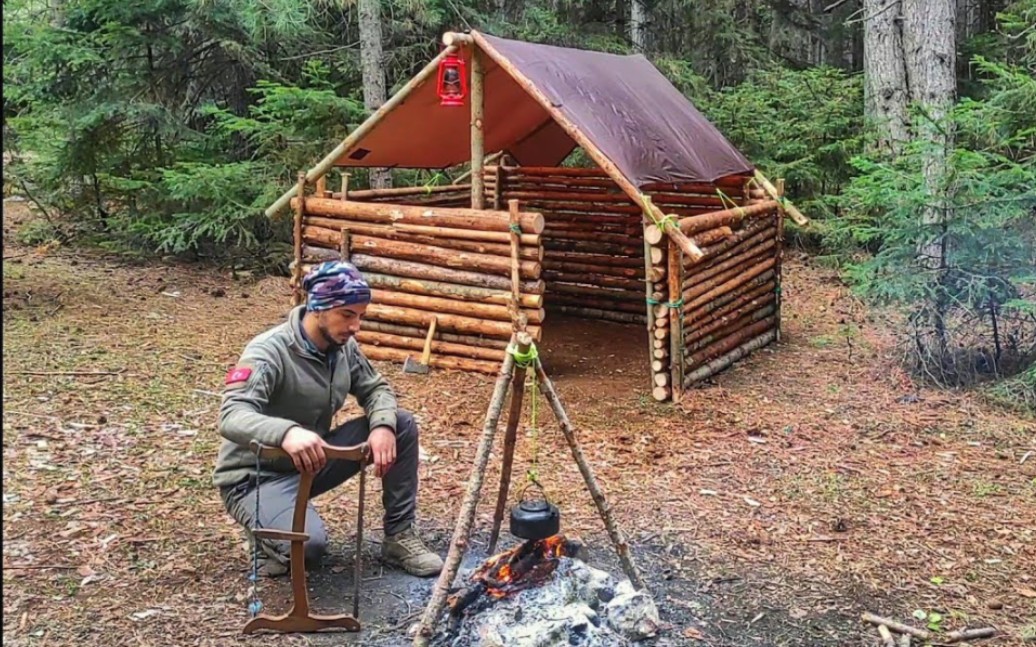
[243,440,370,634]
[411,332,646,646]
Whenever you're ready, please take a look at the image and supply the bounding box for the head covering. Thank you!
[302,261,372,312]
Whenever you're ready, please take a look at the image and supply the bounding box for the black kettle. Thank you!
[509,484,560,540]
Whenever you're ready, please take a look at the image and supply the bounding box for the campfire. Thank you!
[449,535,582,616]
[440,535,660,646]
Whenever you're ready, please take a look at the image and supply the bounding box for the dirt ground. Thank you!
[3,197,1035,647]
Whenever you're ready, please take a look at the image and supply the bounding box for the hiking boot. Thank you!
[381,525,443,577]
[242,529,289,578]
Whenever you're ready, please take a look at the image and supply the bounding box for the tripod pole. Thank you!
[533,359,646,591]
[413,346,517,646]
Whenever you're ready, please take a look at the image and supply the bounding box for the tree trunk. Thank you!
[863,0,911,151]
[358,0,391,190]
[903,0,957,355]
[630,0,648,53]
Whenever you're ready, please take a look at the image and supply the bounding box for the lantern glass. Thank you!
[437,53,467,107]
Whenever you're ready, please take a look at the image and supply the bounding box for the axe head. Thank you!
[403,355,430,375]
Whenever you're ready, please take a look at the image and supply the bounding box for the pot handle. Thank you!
[517,479,548,504]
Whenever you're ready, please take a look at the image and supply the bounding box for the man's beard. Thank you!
[317,322,348,350]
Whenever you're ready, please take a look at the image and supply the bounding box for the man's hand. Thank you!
[368,426,396,478]
[281,426,327,474]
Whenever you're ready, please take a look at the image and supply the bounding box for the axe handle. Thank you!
[420,318,437,365]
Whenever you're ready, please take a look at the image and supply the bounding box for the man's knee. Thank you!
[395,408,419,444]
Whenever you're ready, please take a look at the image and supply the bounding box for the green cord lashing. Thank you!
[507,341,541,486]
[646,297,661,305]
[666,298,684,309]
[508,341,539,367]
[509,223,522,235]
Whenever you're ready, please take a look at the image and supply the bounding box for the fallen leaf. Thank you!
[1018,587,1036,599]
[682,626,704,640]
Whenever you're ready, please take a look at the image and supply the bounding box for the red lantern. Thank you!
[437,51,467,107]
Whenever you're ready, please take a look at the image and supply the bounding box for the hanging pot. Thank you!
[509,483,560,540]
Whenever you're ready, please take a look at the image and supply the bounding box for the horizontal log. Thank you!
[497,165,749,189]
[542,259,643,279]
[294,197,545,234]
[302,244,344,262]
[544,239,643,256]
[304,217,542,260]
[371,289,544,324]
[652,385,670,401]
[542,229,641,245]
[691,226,733,247]
[683,330,776,386]
[548,282,644,301]
[304,228,541,280]
[361,320,509,350]
[699,219,775,260]
[683,246,775,303]
[499,166,610,178]
[366,303,538,339]
[501,180,744,199]
[351,254,544,294]
[542,271,645,292]
[376,220,542,245]
[505,190,741,209]
[544,252,645,269]
[678,201,779,234]
[549,294,648,314]
[685,304,777,350]
[356,331,505,362]
[683,257,776,311]
[506,196,722,219]
[362,344,500,374]
[342,184,471,200]
[683,238,776,292]
[696,224,776,271]
[683,276,776,325]
[685,317,776,368]
[684,284,776,333]
[554,305,646,324]
[363,273,542,309]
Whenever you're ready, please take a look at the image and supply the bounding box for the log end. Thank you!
[652,385,670,402]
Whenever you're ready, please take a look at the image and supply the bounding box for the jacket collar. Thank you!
[287,305,345,366]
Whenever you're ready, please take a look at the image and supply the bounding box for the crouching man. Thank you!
[212,260,444,578]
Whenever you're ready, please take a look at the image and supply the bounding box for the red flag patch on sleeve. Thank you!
[225,366,253,385]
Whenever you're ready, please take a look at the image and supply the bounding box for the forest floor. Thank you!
[3,196,1035,647]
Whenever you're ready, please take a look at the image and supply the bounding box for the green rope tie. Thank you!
[646,297,661,305]
[509,223,523,234]
[666,298,684,309]
[505,341,541,485]
[508,341,539,368]
[639,195,678,232]
[716,188,746,217]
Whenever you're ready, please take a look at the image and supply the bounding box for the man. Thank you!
[213,260,444,578]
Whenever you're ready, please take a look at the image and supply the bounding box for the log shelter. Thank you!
[268,31,805,402]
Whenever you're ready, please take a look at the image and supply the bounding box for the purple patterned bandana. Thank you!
[302,261,372,312]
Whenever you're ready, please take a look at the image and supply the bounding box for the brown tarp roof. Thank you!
[334,33,753,187]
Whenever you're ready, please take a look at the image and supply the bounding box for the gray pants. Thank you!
[220,409,420,566]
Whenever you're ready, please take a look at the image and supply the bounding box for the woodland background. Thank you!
[3,0,1034,400]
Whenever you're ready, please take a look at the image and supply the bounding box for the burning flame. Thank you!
[475,535,579,599]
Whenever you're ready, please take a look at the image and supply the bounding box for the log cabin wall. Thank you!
[678,181,783,388]
[492,165,648,326]
[290,191,546,374]
[640,173,754,399]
